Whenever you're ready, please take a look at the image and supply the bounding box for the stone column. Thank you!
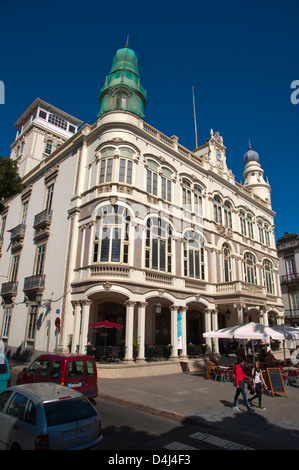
[71,301,81,353]
[79,300,91,354]
[211,307,219,353]
[261,307,268,326]
[170,305,178,359]
[137,302,147,361]
[276,313,284,325]
[180,307,188,358]
[204,308,212,350]
[124,301,135,361]
[234,303,245,325]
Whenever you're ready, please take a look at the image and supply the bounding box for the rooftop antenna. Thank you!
[192,85,198,149]
[125,35,129,48]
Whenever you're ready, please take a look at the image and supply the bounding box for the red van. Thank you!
[16,354,98,399]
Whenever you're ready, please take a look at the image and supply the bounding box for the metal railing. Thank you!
[33,209,53,228]
[280,273,299,283]
[1,281,18,295]
[23,274,45,292]
[284,309,299,318]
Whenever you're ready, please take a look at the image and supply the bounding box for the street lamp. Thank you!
[155,302,162,315]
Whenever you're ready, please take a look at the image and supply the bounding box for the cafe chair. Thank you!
[226,368,234,382]
[281,370,289,388]
[215,367,226,383]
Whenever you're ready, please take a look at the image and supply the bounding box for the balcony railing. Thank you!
[23,274,45,292]
[1,281,18,296]
[280,273,299,284]
[9,223,26,241]
[33,209,53,230]
[284,309,299,318]
[216,281,264,295]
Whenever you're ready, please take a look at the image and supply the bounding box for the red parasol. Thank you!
[89,320,124,329]
[88,320,124,348]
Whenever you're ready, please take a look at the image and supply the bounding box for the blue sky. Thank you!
[0,0,298,241]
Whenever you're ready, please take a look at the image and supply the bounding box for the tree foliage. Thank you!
[0,156,25,213]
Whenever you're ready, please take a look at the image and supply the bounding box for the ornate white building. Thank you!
[0,45,284,361]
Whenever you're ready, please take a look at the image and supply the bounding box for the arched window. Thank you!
[145,217,172,272]
[93,205,130,263]
[161,167,172,202]
[240,210,247,236]
[194,185,202,216]
[264,224,271,247]
[243,252,257,284]
[258,220,271,247]
[247,214,254,239]
[183,231,205,280]
[118,148,134,184]
[146,161,159,196]
[263,259,275,294]
[115,91,128,110]
[240,210,254,239]
[223,201,232,228]
[182,179,192,211]
[213,196,222,224]
[146,160,173,201]
[223,244,232,282]
[99,148,114,183]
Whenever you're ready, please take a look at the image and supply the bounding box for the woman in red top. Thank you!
[232,357,254,412]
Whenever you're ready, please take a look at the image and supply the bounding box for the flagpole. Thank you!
[192,85,198,149]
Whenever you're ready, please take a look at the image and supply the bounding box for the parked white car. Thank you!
[0,383,102,450]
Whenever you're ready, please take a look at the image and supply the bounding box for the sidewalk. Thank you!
[9,359,299,450]
[98,372,299,450]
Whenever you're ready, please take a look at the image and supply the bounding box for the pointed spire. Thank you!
[249,138,252,150]
[125,35,129,48]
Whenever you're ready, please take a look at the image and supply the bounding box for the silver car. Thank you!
[0,383,102,450]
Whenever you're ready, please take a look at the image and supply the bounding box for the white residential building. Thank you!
[277,232,299,326]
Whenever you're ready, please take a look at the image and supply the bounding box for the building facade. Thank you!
[277,232,299,326]
[0,45,285,361]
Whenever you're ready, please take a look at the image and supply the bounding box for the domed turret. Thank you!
[97,42,147,119]
[109,47,139,77]
[244,144,259,164]
[243,141,271,204]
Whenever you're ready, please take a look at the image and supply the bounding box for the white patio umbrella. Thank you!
[203,322,286,340]
[270,324,299,365]
[203,322,288,364]
[270,324,299,340]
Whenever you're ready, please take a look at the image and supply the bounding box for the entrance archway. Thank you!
[96,302,126,347]
[187,310,203,344]
[155,306,171,344]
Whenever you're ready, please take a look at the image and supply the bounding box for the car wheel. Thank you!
[10,442,22,450]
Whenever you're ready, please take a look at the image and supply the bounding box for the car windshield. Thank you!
[44,397,97,426]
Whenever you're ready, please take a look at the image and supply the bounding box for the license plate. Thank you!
[67,382,82,388]
[63,425,90,441]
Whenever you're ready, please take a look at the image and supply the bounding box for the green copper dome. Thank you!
[97,45,147,119]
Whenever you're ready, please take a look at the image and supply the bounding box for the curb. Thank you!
[98,392,186,423]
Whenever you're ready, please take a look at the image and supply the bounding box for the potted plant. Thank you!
[164,344,173,359]
[133,337,140,361]
[67,334,73,353]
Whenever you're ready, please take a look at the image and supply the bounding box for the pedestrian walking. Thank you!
[235,343,245,361]
[232,357,254,412]
[248,360,268,409]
